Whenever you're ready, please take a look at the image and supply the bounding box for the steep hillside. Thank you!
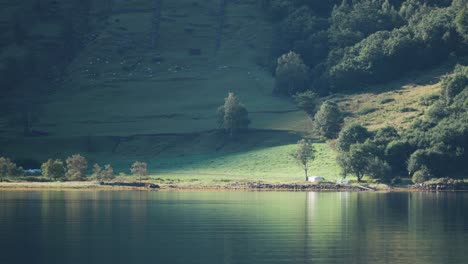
[0,0,312,177]
[40,0,308,137]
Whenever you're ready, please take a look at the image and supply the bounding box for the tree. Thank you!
[366,157,392,182]
[92,163,102,180]
[41,159,65,180]
[277,6,328,53]
[455,5,468,41]
[131,161,148,182]
[292,139,316,181]
[293,90,318,116]
[337,143,372,182]
[65,154,88,181]
[217,92,250,137]
[0,157,23,181]
[407,148,444,177]
[101,165,114,180]
[440,65,468,103]
[385,140,412,175]
[336,124,372,151]
[274,51,310,96]
[313,101,343,139]
[92,164,114,181]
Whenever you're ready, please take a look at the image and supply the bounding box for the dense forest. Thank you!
[264,0,467,94]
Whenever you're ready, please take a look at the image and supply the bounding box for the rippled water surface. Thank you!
[0,191,467,264]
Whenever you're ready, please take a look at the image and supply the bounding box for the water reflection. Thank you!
[0,191,466,264]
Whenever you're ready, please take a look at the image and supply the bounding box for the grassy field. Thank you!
[153,142,341,183]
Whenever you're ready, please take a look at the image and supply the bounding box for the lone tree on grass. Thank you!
[292,139,316,181]
[217,92,250,137]
[131,161,148,182]
[41,159,65,181]
[337,143,373,182]
[65,154,88,181]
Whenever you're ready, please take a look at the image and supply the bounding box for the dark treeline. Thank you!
[263,0,467,94]
[0,0,112,135]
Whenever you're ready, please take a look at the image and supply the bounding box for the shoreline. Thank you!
[0,181,466,192]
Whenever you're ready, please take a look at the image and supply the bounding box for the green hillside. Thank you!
[0,0,467,183]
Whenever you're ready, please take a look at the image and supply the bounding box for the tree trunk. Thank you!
[304,167,308,181]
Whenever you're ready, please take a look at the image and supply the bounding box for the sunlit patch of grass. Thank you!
[153,143,341,183]
[333,83,440,131]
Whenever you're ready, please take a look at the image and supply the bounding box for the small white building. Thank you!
[308,176,325,183]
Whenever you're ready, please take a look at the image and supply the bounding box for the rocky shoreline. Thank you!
[410,182,468,191]
[1,181,468,192]
[99,182,160,189]
[226,182,368,191]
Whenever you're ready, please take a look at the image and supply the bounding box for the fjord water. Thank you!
[0,191,467,264]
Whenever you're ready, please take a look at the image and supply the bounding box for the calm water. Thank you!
[0,191,467,264]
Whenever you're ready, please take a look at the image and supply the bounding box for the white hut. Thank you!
[308,176,325,183]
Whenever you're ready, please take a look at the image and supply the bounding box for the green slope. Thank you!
[0,0,453,183]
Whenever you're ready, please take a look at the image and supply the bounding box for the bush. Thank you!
[399,107,417,113]
[293,90,318,116]
[419,93,440,106]
[274,51,310,96]
[217,92,250,137]
[20,176,51,182]
[357,107,378,115]
[412,166,433,183]
[380,98,395,104]
[313,101,343,139]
